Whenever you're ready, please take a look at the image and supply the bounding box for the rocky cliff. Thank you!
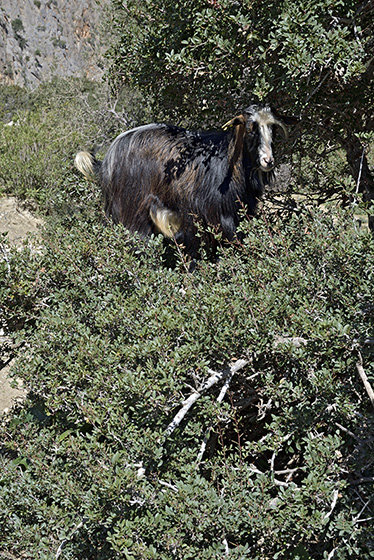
[0,0,108,87]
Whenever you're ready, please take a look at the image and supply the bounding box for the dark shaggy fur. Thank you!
[75,105,290,255]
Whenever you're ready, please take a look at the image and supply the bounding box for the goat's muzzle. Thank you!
[259,156,275,172]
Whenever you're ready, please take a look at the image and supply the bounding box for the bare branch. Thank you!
[355,146,366,195]
[159,480,179,492]
[164,359,249,437]
[353,498,371,523]
[55,517,87,559]
[351,476,374,485]
[248,465,291,487]
[335,422,360,441]
[196,370,258,464]
[257,398,273,420]
[304,70,331,106]
[274,467,300,476]
[0,244,11,274]
[324,489,339,519]
[356,352,374,408]
[327,548,337,560]
[196,370,234,463]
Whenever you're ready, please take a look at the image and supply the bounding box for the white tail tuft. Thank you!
[74,151,96,181]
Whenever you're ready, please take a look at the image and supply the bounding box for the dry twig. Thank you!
[356,352,374,408]
[248,465,291,488]
[165,359,249,437]
[324,489,339,519]
[55,517,87,559]
[196,370,258,464]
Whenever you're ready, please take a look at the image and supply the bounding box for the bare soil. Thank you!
[0,196,43,414]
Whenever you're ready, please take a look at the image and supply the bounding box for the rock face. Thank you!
[0,0,108,87]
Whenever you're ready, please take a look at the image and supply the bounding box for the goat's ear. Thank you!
[222,114,247,130]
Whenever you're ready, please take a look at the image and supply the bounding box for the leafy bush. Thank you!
[107,0,374,224]
[0,78,150,212]
[1,204,373,559]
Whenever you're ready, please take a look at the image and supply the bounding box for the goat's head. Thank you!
[223,105,293,173]
[245,105,290,172]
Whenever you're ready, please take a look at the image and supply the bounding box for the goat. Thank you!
[75,105,291,255]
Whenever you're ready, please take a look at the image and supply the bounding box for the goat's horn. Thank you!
[274,119,288,140]
[222,114,247,130]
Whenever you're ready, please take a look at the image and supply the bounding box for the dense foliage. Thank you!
[108,0,374,219]
[1,200,374,558]
[108,0,372,116]
[0,78,150,211]
[0,1,373,556]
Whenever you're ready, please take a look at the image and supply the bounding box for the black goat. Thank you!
[75,105,291,254]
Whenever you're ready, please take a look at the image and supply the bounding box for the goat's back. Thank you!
[100,122,257,239]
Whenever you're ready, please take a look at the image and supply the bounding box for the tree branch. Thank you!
[55,517,87,559]
[164,359,249,437]
[356,352,374,408]
[196,370,258,464]
[324,489,339,519]
[0,243,11,274]
[355,146,366,195]
[248,465,291,487]
[196,370,234,464]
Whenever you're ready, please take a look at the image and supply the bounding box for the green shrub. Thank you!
[11,18,25,35]
[1,205,373,559]
[0,78,150,212]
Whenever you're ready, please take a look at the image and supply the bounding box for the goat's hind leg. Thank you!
[149,196,182,238]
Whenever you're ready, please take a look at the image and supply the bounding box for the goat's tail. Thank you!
[74,151,100,182]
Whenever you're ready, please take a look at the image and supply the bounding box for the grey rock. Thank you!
[0,0,108,87]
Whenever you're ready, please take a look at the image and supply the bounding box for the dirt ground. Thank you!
[0,196,43,414]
